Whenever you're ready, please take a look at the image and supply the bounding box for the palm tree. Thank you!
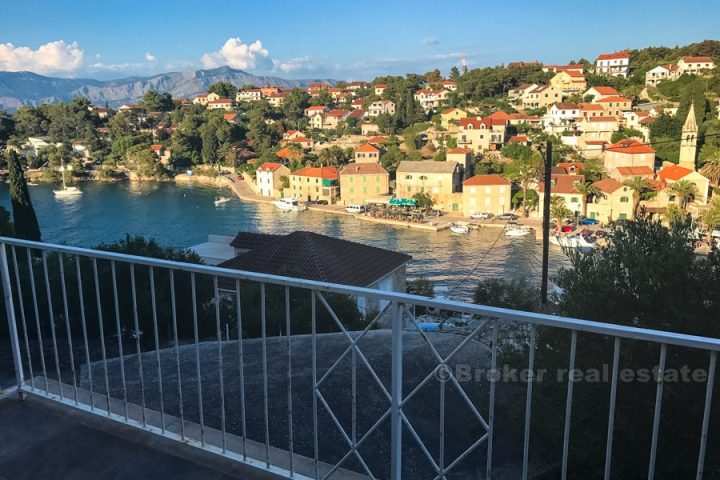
[550,195,572,228]
[623,176,655,217]
[700,197,720,244]
[668,179,698,211]
[506,151,542,217]
[699,151,720,187]
[575,181,600,218]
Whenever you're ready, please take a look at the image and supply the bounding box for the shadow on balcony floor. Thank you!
[0,394,255,480]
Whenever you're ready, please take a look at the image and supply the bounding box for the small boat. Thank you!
[54,186,83,197]
[505,225,532,237]
[450,223,470,234]
[550,234,596,249]
[27,181,39,186]
[53,156,83,197]
[273,197,308,212]
[214,196,232,206]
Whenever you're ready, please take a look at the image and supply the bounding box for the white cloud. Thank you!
[0,40,84,74]
[421,37,439,46]
[201,38,270,70]
[272,56,313,73]
[145,52,156,62]
[89,61,146,72]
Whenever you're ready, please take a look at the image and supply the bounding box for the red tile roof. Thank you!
[292,166,339,180]
[586,116,619,122]
[340,163,388,175]
[681,56,714,63]
[597,51,630,60]
[209,98,232,104]
[579,103,605,111]
[325,109,350,117]
[367,136,387,144]
[463,174,511,186]
[257,162,285,172]
[459,118,482,129]
[658,164,694,182]
[615,166,654,176]
[508,135,529,143]
[595,96,632,103]
[355,143,380,153]
[538,174,585,194]
[592,86,620,95]
[447,147,472,154]
[594,178,624,194]
[606,139,655,154]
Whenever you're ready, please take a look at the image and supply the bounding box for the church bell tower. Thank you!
[678,102,698,171]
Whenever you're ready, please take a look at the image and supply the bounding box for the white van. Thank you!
[345,204,366,213]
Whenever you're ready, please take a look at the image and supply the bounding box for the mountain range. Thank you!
[0,66,336,110]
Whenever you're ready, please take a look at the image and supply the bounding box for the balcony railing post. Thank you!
[390,300,404,480]
[0,243,24,389]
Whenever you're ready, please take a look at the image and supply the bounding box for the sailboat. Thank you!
[53,157,82,197]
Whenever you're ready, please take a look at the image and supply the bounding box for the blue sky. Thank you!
[0,0,718,81]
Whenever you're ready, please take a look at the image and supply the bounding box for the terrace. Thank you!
[0,237,719,479]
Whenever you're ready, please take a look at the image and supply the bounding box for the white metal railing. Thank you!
[1,236,719,479]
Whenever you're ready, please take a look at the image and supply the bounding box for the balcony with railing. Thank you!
[0,237,719,479]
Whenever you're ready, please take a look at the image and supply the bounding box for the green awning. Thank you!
[389,197,417,206]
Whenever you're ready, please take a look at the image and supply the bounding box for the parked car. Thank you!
[427,210,443,217]
[470,211,494,220]
[579,218,599,225]
[315,200,329,205]
[561,225,575,233]
[497,213,519,221]
[236,175,244,181]
[594,230,608,238]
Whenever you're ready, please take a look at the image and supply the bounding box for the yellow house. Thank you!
[354,143,381,163]
[440,108,467,129]
[550,71,587,94]
[657,164,710,206]
[587,178,634,221]
[461,175,512,216]
[339,163,389,205]
[288,166,340,203]
[396,160,463,212]
[536,174,586,217]
[594,96,633,118]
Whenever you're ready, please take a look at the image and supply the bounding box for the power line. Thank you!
[442,216,514,300]
[543,132,720,155]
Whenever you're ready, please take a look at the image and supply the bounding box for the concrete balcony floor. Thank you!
[0,394,265,480]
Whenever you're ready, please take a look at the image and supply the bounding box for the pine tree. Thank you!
[6,150,41,241]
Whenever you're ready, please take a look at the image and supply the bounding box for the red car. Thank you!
[561,225,575,233]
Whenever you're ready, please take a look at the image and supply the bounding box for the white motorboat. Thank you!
[505,225,532,237]
[450,223,470,234]
[550,234,596,249]
[53,156,83,197]
[214,196,232,206]
[273,197,308,212]
[27,181,39,186]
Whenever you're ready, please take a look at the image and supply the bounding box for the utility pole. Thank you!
[540,140,552,306]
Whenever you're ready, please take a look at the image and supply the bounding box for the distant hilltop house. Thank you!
[368,100,395,117]
[595,50,631,78]
[645,56,716,87]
